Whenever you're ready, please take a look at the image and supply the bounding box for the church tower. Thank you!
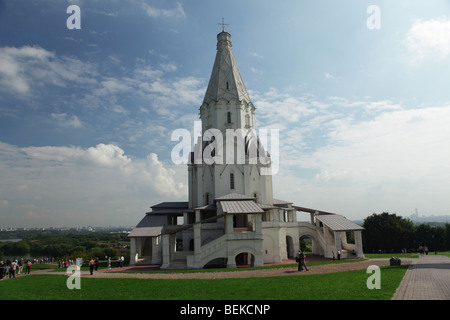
[188,29,274,209]
[129,26,365,268]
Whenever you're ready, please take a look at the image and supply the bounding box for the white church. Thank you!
[129,28,364,269]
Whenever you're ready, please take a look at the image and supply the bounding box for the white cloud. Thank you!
[0,45,97,96]
[250,67,263,74]
[404,16,450,62]
[142,2,186,19]
[288,104,450,217]
[248,52,264,58]
[51,113,83,128]
[254,88,317,124]
[79,143,132,167]
[249,87,450,218]
[0,142,187,227]
[137,74,205,112]
[300,104,450,181]
[324,72,338,81]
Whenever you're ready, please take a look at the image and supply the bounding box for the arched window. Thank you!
[227,112,232,124]
[230,173,235,189]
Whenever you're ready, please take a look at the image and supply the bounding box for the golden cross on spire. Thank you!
[218,17,229,32]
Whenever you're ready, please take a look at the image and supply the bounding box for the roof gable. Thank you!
[315,214,364,231]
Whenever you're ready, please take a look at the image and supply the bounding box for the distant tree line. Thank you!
[0,231,130,263]
[363,212,450,253]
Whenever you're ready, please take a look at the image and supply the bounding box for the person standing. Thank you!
[18,258,24,275]
[10,259,17,278]
[296,250,302,271]
[25,260,32,274]
[337,249,341,260]
[0,261,5,281]
[89,258,95,275]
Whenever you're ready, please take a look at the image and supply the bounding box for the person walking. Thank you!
[296,250,309,271]
[299,250,309,271]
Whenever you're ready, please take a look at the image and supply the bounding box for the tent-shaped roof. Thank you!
[203,31,251,105]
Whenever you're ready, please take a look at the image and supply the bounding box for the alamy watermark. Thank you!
[366,265,381,289]
[66,5,81,30]
[367,5,381,30]
[66,265,81,290]
[171,121,279,175]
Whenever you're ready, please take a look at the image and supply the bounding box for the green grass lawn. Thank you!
[0,265,407,300]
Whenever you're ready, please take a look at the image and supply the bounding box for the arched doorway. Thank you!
[203,257,227,269]
[299,235,312,253]
[235,252,255,267]
[286,235,295,259]
[141,237,153,257]
[298,228,325,256]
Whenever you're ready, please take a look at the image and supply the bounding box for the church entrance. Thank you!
[235,252,255,267]
[286,235,295,259]
[141,237,153,257]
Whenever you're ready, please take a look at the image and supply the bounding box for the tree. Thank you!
[362,212,415,253]
[445,224,450,250]
[415,224,433,248]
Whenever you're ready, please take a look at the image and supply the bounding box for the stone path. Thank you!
[392,254,450,300]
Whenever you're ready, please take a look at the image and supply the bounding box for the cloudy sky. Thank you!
[1,0,450,228]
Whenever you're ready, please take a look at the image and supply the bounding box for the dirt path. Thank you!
[11,258,402,280]
[73,259,396,280]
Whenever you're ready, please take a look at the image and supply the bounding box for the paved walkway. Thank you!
[392,255,450,300]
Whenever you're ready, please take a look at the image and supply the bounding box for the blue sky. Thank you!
[1,0,450,227]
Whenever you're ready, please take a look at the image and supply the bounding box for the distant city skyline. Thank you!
[1,1,450,227]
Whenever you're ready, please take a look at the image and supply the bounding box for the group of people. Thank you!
[87,256,125,275]
[418,245,429,255]
[58,258,76,268]
[0,258,33,280]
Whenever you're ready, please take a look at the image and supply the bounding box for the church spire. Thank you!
[202,29,251,105]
